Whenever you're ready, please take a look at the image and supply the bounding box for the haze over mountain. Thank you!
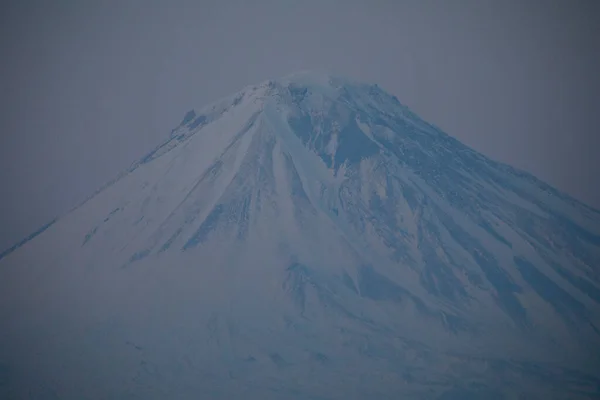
[1,71,599,399]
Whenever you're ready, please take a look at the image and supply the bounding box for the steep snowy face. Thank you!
[1,72,600,399]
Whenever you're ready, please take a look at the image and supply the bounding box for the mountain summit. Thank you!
[2,72,600,399]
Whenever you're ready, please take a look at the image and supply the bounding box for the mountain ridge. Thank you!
[1,71,599,399]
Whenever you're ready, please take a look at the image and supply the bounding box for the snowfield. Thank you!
[1,71,599,399]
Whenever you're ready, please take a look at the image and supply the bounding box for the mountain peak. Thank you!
[1,72,600,399]
[273,69,355,90]
[257,69,349,88]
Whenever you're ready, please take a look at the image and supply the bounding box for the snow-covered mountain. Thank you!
[1,71,600,399]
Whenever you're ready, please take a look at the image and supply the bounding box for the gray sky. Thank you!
[1,0,599,250]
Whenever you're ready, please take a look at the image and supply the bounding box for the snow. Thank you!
[1,71,599,399]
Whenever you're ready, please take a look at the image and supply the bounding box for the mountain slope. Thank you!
[1,71,600,399]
